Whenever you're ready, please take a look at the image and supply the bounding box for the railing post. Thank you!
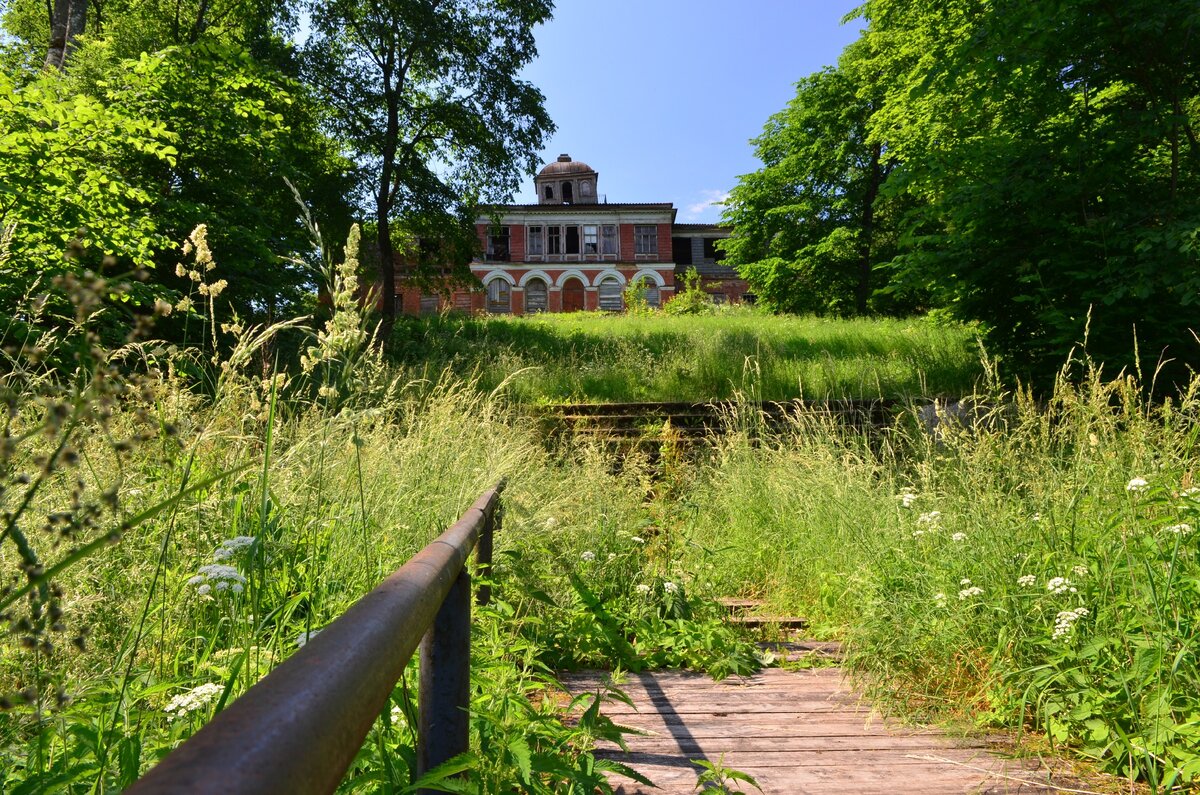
[475,501,498,608]
[417,563,471,792]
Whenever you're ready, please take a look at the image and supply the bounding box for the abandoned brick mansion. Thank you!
[394,154,747,315]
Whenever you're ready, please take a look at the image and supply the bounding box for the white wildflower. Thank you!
[1166,523,1194,535]
[164,683,223,717]
[960,578,973,586]
[580,551,596,562]
[1046,576,1076,595]
[543,517,558,530]
[662,581,679,594]
[213,536,256,561]
[951,532,967,542]
[607,553,616,561]
[295,629,322,648]
[1179,487,1200,500]
[917,511,941,526]
[190,563,247,596]
[1072,565,1089,577]
[912,529,928,538]
[1031,513,1042,523]
[933,592,947,606]
[636,584,651,595]
[898,491,918,508]
[630,536,645,544]
[318,384,337,399]
[1017,574,1037,587]
[1052,607,1089,640]
[1126,477,1149,492]
[958,586,984,600]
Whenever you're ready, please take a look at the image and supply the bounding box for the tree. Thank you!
[304,0,555,337]
[44,0,87,69]
[721,42,907,315]
[856,0,1200,384]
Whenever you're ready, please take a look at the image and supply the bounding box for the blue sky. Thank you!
[513,1,866,221]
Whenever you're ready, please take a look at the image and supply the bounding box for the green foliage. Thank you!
[854,0,1200,385]
[722,54,908,316]
[0,69,176,342]
[662,267,717,316]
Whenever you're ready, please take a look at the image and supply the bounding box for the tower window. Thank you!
[561,181,574,203]
[580,180,591,196]
[543,185,554,200]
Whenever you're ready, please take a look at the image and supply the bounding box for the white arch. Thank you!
[518,269,553,288]
[554,268,591,288]
[480,269,515,286]
[593,268,626,286]
[631,269,666,288]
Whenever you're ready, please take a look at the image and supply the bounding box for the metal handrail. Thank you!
[128,481,505,795]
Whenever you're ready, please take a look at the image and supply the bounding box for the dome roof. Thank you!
[538,154,595,177]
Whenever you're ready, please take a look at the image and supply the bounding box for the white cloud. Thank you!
[682,189,730,221]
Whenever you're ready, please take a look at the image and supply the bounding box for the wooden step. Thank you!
[727,615,809,629]
[717,597,765,612]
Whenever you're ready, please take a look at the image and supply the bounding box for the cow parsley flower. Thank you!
[1017,574,1037,587]
[164,683,223,717]
[1166,523,1194,535]
[898,491,918,508]
[1031,513,1042,523]
[960,578,973,586]
[933,592,947,606]
[1126,477,1149,492]
[958,586,984,600]
[1072,565,1089,577]
[951,532,967,542]
[1046,577,1076,595]
[1052,607,1089,640]
[630,536,645,544]
[213,536,256,561]
[636,583,651,595]
[190,564,247,595]
[580,551,596,562]
[917,511,941,526]
[544,517,559,530]
[662,581,679,594]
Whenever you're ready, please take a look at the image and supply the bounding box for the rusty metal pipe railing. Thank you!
[128,481,505,795]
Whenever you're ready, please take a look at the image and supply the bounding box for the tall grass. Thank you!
[680,364,1200,787]
[388,311,982,403]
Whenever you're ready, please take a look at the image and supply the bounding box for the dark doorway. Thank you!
[562,277,585,312]
[562,181,574,204]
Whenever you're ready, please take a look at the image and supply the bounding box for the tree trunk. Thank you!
[857,141,883,315]
[45,0,87,70]
[376,80,401,343]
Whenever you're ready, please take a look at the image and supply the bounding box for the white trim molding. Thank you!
[480,269,516,286]
[631,269,667,288]
[518,269,553,288]
[593,268,626,286]
[554,268,591,288]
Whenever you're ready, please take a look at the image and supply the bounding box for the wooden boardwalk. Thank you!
[561,664,1077,794]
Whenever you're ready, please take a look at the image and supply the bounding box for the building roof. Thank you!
[673,223,730,233]
[538,154,596,177]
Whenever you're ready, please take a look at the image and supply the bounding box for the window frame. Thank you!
[527,225,544,258]
[486,225,510,261]
[634,225,658,257]
[601,224,618,257]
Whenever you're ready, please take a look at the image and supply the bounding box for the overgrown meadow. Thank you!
[387,311,982,404]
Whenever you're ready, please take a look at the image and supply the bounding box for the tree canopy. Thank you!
[728,0,1200,386]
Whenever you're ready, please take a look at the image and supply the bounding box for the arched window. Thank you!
[561,181,573,203]
[636,278,660,308]
[580,180,591,197]
[543,185,554,200]
[486,279,511,314]
[598,276,623,312]
[525,278,547,313]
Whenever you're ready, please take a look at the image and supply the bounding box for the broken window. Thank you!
[601,225,618,255]
[561,181,573,203]
[598,277,623,311]
[672,237,693,265]
[487,226,509,261]
[634,225,657,255]
[525,278,547,313]
[565,225,580,255]
[486,279,511,313]
[527,225,544,256]
[703,238,726,262]
[543,185,554,200]
[547,225,562,255]
[583,225,598,254]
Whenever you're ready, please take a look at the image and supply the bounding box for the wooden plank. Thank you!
[561,665,1080,794]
